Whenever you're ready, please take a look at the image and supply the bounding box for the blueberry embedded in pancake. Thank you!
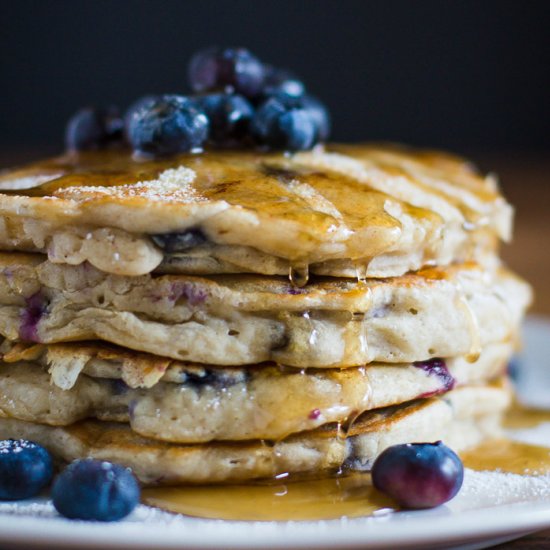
[150,228,209,253]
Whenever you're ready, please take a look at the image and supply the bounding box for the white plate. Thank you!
[0,316,549,550]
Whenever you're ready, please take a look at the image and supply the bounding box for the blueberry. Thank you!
[197,93,254,144]
[371,441,464,509]
[52,459,140,521]
[151,227,208,252]
[263,65,305,99]
[414,358,455,395]
[188,47,265,98]
[183,368,246,392]
[0,439,53,500]
[507,356,522,382]
[123,95,156,135]
[251,94,330,151]
[20,291,48,343]
[126,95,209,156]
[65,106,123,151]
[301,95,331,141]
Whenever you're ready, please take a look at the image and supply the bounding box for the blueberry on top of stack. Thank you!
[66,47,330,156]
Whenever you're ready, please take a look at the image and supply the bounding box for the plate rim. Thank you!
[0,500,549,549]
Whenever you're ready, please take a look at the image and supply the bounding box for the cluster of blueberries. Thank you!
[65,47,331,157]
[0,437,463,520]
[0,439,139,521]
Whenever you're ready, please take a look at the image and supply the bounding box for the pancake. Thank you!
[0,382,511,485]
[0,254,530,367]
[0,144,511,279]
[0,340,512,442]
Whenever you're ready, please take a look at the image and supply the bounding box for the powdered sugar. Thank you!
[58,166,206,203]
[0,439,36,454]
[458,469,550,507]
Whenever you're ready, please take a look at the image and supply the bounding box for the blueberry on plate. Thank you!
[65,106,123,151]
[262,65,305,99]
[126,95,209,156]
[198,93,254,144]
[371,441,464,509]
[251,93,330,151]
[52,459,140,521]
[0,439,53,500]
[188,47,265,98]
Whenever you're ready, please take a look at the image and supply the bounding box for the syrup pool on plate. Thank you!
[142,402,550,521]
[462,402,550,475]
[142,473,396,521]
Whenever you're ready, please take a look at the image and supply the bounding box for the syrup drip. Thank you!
[342,311,369,364]
[356,365,373,414]
[455,294,482,363]
[301,311,319,347]
[354,262,369,284]
[289,264,309,287]
[340,410,363,439]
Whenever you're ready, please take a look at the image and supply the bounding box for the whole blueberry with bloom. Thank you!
[188,47,265,98]
[0,439,53,500]
[126,95,209,156]
[52,459,140,521]
[65,106,123,151]
[197,93,254,144]
[262,65,305,99]
[371,441,464,509]
[251,93,330,151]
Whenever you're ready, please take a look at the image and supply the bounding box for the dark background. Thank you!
[1,0,549,156]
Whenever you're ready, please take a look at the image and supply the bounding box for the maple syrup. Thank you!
[142,472,396,521]
[502,401,550,429]
[142,402,550,521]
[289,264,309,287]
[462,439,550,475]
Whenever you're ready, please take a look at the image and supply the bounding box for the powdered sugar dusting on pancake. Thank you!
[57,166,204,203]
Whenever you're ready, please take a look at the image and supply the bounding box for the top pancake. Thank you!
[0,144,511,278]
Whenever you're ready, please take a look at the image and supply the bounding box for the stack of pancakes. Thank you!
[0,144,531,485]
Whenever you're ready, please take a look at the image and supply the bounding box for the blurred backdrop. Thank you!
[0,0,549,153]
[0,0,549,314]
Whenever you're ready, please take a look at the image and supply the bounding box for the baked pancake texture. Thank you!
[0,143,530,489]
[0,340,512,442]
[0,382,511,485]
[0,254,530,367]
[0,145,511,279]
